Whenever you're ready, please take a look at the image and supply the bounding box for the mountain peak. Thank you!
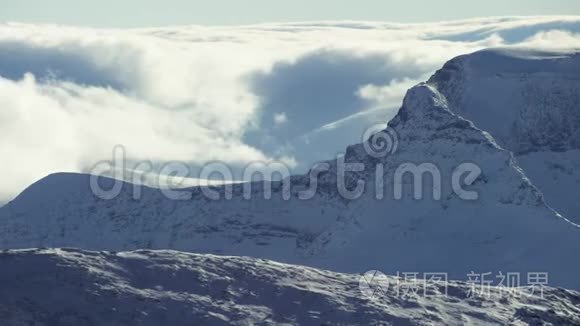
[402,83,447,112]
[428,47,580,154]
[427,47,580,222]
[2,48,580,289]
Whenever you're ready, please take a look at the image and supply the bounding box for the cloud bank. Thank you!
[1,16,580,202]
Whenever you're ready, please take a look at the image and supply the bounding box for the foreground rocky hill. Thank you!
[1,248,579,325]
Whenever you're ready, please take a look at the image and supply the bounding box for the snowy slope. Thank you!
[428,48,580,222]
[2,77,580,289]
[1,248,579,326]
[516,150,580,223]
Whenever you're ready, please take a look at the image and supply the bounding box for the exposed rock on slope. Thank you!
[428,48,580,222]
[1,248,579,326]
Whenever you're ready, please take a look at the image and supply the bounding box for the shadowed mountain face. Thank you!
[1,48,580,290]
[429,48,580,222]
[429,48,580,155]
[1,248,579,326]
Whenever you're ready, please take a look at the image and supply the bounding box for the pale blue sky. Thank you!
[1,0,579,26]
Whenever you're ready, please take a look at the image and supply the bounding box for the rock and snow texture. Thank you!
[428,48,580,222]
[2,51,580,290]
[1,248,579,326]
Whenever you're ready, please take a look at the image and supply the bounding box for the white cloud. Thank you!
[357,77,427,109]
[518,30,580,49]
[274,112,288,125]
[0,17,579,202]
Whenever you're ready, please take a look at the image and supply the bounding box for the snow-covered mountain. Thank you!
[428,48,580,222]
[1,48,580,290]
[1,248,579,325]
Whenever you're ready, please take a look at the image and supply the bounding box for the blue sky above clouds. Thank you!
[0,0,579,26]
[0,6,580,203]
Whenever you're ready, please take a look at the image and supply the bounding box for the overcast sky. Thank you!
[1,0,579,26]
